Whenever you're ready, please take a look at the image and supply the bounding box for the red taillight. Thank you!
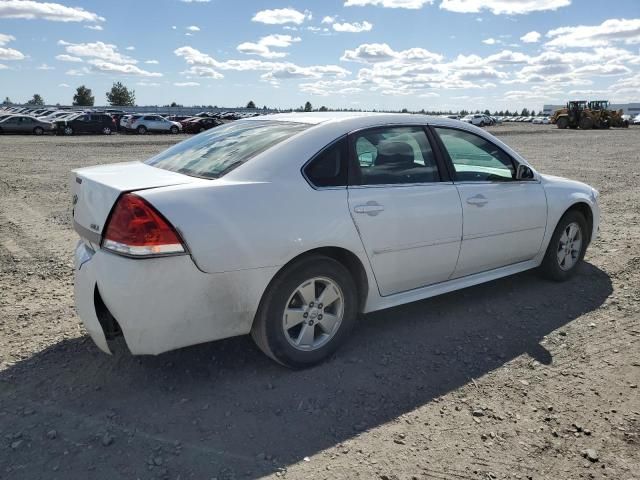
[102,193,185,257]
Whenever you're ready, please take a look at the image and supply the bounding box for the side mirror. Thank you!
[516,164,535,180]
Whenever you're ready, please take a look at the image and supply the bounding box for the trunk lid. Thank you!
[71,161,198,248]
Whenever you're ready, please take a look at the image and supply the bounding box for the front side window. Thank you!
[146,120,311,179]
[304,137,348,188]
[434,127,515,182]
[350,126,440,186]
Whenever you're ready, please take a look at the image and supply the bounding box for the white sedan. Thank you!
[72,113,600,368]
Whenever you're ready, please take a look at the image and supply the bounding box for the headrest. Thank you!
[375,141,414,167]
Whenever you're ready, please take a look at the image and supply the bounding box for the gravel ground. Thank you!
[0,124,639,480]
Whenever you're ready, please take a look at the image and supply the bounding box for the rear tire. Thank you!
[540,210,588,282]
[170,126,179,134]
[64,126,73,136]
[102,126,112,135]
[251,255,358,369]
[33,127,44,136]
[137,125,147,135]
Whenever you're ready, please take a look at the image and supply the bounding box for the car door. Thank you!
[142,116,157,130]
[1,117,19,132]
[432,126,547,278]
[88,115,102,133]
[347,125,463,296]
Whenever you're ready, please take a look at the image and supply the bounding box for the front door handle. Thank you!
[466,194,488,207]
[353,201,385,216]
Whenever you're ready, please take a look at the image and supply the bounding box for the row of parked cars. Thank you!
[0,106,264,136]
[454,113,553,126]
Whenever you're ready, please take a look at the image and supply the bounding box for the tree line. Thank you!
[2,82,136,107]
[3,88,542,116]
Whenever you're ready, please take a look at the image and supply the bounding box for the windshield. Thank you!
[145,120,311,179]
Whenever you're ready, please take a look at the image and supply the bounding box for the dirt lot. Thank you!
[0,124,639,480]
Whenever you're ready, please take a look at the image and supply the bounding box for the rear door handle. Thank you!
[353,202,385,216]
[466,194,488,207]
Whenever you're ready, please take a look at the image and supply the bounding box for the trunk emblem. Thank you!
[90,224,100,232]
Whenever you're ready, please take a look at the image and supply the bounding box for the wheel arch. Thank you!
[562,201,594,243]
[260,246,370,316]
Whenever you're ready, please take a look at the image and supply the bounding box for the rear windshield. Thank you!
[145,120,311,179]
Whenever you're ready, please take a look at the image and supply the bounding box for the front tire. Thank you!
[556,117,569,129]
[102,126,112,135]
[64,126,73,136]
[540,210,588,282]
[579,117,593,130]
[170,126,179,134]
[33,127,44,136]
[251,256,358,368]
[137,125,147,135]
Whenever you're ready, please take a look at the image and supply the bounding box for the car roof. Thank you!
[242,112,465,130]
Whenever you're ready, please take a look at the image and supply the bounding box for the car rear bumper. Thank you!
[73,241,278,355]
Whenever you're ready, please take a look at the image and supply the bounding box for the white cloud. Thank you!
[521,31,541,43]
[0,46,24,60]
[546,18,640,48]
[0,33,23,60]
[58,82,70,87]
[0,33,15,45]
[182,65,224,79]
[0,0,104,22]
[321,15,336,24]
[186,25,200,32]
[341,43,443,64]
[36,63,54,70]
[180,0,210,2]
[88,59,162,77]
[84,24,103,31]
[252,8,311,25]
[174,81,200,86]
[55,54,82,62]
[125,46,135,51]
[0,63,8,69]
[171,25,177,30]
[66,67,89,76]
[345,0,433,8]
[482,38,497,45]
[144,59,159,64]
[333,21,373,33]
[58,40,136,65]
[175,45,350,86]
[439,0,571,15]
[136,81,161,86]
[237,34,301,59]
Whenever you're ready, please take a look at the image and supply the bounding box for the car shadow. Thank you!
[0,263,612,479]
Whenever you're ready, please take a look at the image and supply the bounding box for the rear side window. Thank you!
[304,137,348,188]
[350,126,440,186]
[146,120,311,179]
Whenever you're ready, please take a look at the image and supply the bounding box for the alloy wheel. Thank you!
[282,276,344,351]
[557,222,582,271]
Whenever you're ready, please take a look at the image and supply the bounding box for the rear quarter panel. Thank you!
[139,179,369,275]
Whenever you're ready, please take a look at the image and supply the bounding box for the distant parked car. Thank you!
[130,115,182,134]
[462,114,488,126]
[0,115,53,135]
[633,114,640,125]
[181,117,222,133]
[120,114,143,132]
[55,113,116,135]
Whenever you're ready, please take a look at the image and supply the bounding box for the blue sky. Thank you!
[1,0,639,110]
